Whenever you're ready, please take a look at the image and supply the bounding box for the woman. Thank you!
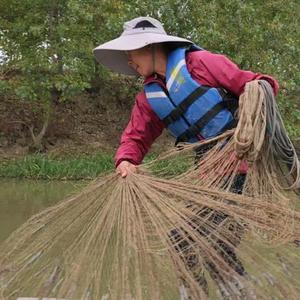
[93,16,279,178]
[94,16,279,295]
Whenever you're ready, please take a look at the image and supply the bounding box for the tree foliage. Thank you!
[0,0,299,141]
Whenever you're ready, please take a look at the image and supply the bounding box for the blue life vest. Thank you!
[144,46,238,143]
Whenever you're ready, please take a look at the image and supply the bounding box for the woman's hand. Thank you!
[116,161,138,178]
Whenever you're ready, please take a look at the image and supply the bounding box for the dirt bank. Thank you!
[0,92,174,160]
[1,91,299,161]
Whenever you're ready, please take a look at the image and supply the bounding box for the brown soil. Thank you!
[1,92,299,160]
[0,92,174,160]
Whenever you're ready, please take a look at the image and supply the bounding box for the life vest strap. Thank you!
[220,118,238,132]
[219,89,239,113]
[162,86,209,126]
[176,99,237,143]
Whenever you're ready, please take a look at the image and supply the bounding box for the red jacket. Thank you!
[115,50,279,167]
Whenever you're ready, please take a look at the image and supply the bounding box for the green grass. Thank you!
[1,135,298,181]
[0,151,193,180]
[0,153,115,180]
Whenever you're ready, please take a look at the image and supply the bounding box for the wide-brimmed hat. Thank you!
[93,16,193,75]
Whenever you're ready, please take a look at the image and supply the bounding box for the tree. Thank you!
[0,0,125,150]
[0,0,299,148]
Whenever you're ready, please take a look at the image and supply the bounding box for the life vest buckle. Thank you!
[163,106,185,125]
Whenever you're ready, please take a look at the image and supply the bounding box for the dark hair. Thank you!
[146,42,191,55]
[160,42,191,55]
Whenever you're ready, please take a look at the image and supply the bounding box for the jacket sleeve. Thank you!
[189,50,279,96]
[114,91,165,167]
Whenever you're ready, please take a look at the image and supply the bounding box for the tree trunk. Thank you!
[28,113,49,152]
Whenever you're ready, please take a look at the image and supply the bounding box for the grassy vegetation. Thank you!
[0,153,115,180]
[0,151,193,180]
[0,136,298,180]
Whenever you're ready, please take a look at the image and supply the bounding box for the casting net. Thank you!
[0,81,299,300]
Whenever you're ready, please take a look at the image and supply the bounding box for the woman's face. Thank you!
[127,47,153,77]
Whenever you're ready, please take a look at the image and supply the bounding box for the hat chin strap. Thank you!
[151,45,156,76]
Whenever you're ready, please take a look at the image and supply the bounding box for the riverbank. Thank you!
[1,138,299,180]
[0,92,299,180]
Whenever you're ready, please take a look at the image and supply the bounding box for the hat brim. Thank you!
[93,33,193,75]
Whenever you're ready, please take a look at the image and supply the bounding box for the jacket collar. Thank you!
[144,73,166,86]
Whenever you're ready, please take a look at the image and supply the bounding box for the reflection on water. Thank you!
[0,179,86,242]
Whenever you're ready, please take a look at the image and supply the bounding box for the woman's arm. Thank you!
[187,50,279,96]
[115,91,165,168]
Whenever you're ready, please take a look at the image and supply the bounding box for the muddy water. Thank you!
[0,179,85,243]
[0,179,299,298]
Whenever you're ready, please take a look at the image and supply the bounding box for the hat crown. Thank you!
[122,17,167,36]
